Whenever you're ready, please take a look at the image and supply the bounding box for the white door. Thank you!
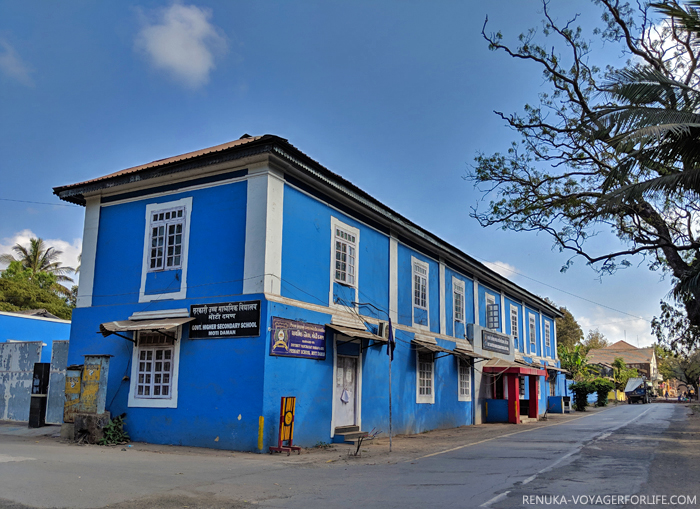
[334,355,357,427]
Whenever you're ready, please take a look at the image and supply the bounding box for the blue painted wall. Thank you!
[478,285,502,333]
[92,182,247,307]
[68,296,267,451]
[280,185,390,316]
[0,312,70,363]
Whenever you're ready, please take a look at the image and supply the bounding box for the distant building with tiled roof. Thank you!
[587,342,660,384]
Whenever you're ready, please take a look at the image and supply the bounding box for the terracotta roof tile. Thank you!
[59,134,264,190]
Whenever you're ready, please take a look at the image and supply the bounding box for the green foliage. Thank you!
[559,344,592,381]
[611,357,638,392]
[98,414,130,445]
[568,381,594,411]
[471,1,700,350]
[548,301,584,354]
[0,261,73,320]
[582,329,610,355]
[592,378,615,407]
[659,350,700,396]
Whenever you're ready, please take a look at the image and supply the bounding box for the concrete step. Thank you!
[334,425,359,434]
[520,417,539,424]
[336,431,368,441]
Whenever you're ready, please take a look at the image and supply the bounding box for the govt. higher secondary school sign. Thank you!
[189,301,261,339]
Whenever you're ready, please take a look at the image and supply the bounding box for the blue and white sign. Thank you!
[270,317,326,360]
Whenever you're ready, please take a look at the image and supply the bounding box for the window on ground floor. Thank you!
[128,330,180,408]
[458,358,471,401]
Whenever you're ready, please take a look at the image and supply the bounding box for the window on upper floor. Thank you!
[454,281,465,323]
[417,351,435,403]
[545,321,551,347]
[413,261,428,310]
[529,315,537,345]
[334,226,356,286]
[148,207,185,271]
[486,294,499,330]
[510,305,519,339]
[458,358,471,401]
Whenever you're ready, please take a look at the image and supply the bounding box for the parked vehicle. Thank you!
[624,377,651,404]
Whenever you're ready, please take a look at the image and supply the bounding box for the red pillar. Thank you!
[507,374,520,424]
[528,374,539,418]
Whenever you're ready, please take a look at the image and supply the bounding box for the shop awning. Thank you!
[326,324,387,343]
[453,347,492,361]
[483,358,545,376]
[99,317,195,338]
[412,339,459,360]
[545,365,570,375]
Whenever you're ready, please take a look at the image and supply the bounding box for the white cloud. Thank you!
[0,229,82,283]
[134,3,227,89]
[0,38,33,86]
[578,306,655,348]
[483,260,518,278]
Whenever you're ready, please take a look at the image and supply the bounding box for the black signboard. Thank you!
[189,301,261,339]
[482,330,511,355]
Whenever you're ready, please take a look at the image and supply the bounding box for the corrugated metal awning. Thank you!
[412,339,454,356]
[453,348,492,361]
[99,317,195,337]
[545,365,570,375]
[326,324,387,343]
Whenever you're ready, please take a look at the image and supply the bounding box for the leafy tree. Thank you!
[560,343,593,381]
[611,356,638,394]
[569,380,594,411]
[659,349,700,397]
[0,238,75,295]
[592,378,615,406]
[555,305,585,354]
[582,328,610,354]
[469,1,700,350]
[0,262,73,320]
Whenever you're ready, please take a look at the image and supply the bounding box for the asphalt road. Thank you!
[0,403,696,508]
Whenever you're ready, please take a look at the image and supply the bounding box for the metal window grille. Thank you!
[487,303,500,330]
[454,285,464,322]
[418,352,433,396]
[149,207,184,271]
[519,377,525,396]
[510,307,519,338]
[529,316,536,344]
[136,333,174,399]
[545,322,551,347]
[414,264,427,309]
[459,359,471,398]
[334,228,356,285]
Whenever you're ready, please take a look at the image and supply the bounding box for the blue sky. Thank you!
[0,1,667,346]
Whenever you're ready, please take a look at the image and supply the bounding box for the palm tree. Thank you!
[0,238,75,294]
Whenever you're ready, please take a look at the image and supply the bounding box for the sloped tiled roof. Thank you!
[55,134,264,192]
[604,340,638,350]
[588,346,654,366]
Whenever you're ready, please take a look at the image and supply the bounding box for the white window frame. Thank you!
[128,328,182,409]
[411,257,430,330]
[139,197,192,303]
[510,305,519,340]
[416,350,435,404]
[486,293,499,330]
[458,358,471,402]
[148,206,185,272]
[545,321,551,348]
[529,314,537,346]
[329,217,360,308]
[453,278,465,325]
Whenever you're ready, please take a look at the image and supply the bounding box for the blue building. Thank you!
[54,134,565,452]
[0,309,71,363]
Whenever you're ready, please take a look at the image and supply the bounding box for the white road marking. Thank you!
[0,454,35,463]
[480,491,510,508]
